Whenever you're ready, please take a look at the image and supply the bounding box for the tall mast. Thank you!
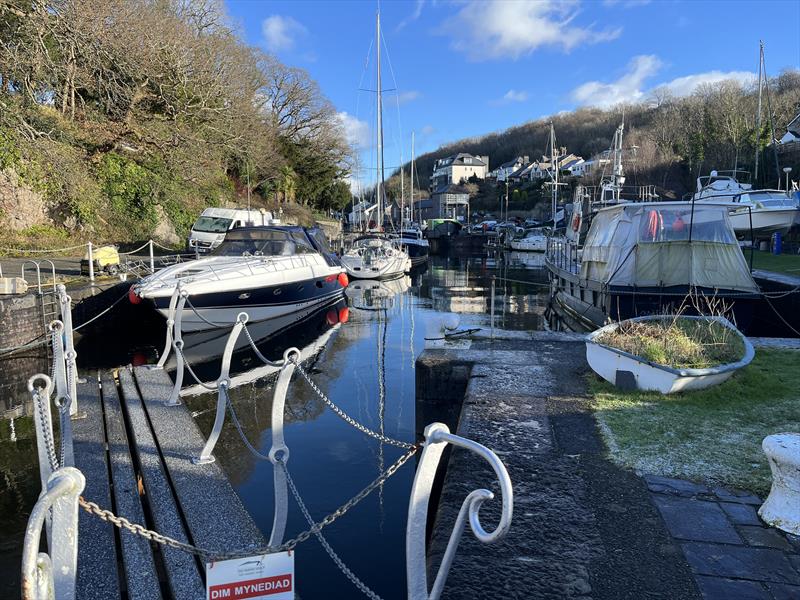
[754,40,763,183]
[614,112,625,202]
[550,123,557,223]
[411,131,415,226]
[375,10,386,230]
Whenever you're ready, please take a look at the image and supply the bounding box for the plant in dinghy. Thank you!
[586,315,754,394]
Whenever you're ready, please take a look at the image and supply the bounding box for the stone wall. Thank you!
[0,292,46,351]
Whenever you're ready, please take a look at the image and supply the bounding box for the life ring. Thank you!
[571,212,581,232]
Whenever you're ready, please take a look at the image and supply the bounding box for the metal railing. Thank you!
[545,236,580,275]
[22,286,514,599]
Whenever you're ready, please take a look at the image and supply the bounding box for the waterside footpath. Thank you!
[417,330,800,599]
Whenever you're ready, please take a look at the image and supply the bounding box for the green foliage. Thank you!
[97,153,159,235]
[0,128,21,171]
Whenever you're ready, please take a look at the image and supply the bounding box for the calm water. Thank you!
[0,251,548,599]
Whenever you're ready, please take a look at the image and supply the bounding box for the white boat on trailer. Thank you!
[131,226,348,332]
[692,170,800,237]
[341,235,411,279]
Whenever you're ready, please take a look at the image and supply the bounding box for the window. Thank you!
[193,216,232,233]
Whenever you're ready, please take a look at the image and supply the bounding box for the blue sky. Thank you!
[225,0,800,189]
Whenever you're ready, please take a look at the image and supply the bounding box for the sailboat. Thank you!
[341,10,411,280]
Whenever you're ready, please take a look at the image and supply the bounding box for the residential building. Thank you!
[430,183,470,222]
[779,112,800,144]
[490,156,529,181]
[431,153,489,189]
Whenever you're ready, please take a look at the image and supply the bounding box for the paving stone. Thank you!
[738,526,794,551]
[721,502,763,526]
[682,542,800,585]
[644,474,710,496]
[694,576,770,600]
[654,495,742,544]
[713,486,762,505]
[765,582,800,600]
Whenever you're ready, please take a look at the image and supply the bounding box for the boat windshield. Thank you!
[637,206,736,244]
[193,216,232,233]
[212,229,311,257]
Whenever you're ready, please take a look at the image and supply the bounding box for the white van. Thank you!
[187,207,277,253]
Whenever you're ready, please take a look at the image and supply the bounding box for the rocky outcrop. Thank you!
[0,169,51,231]
[152,204,181,246]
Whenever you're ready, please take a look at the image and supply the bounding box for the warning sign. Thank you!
[206,551,294,600]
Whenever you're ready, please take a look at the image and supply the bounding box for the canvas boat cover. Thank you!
[579,202,758,292]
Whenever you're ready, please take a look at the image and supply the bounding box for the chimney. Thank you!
[523,155,530,165]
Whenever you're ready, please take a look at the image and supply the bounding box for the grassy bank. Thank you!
[591,349,800,495]
[749,250,800,276]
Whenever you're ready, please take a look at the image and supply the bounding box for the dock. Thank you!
[72,366,266,598]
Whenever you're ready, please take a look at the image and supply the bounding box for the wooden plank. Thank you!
[100,372,162,600]
[72,376,121,599]
[133,366,267,554]
[118,367,205,600]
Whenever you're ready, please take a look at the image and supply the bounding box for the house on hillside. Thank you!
[430,183,470,222]
[489,156,529,181]
[779,112,800,144]
[571,150,610,177]
[528,151,585,180]
[431,153,489,189]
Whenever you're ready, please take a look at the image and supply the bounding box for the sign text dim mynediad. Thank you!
[206,551,294,600]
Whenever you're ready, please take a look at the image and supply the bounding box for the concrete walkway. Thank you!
[417,334,799,599]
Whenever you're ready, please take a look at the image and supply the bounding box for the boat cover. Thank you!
[580,203,759,292]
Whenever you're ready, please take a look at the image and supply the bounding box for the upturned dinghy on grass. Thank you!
[586,315,755,394]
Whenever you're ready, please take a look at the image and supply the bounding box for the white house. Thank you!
[779,112,800,144]
[431,153,489,189]
[490,156,529,181]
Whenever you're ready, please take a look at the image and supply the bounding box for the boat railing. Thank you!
[22,283,514,600]
[545,237,580,275]
[583,184,659,204]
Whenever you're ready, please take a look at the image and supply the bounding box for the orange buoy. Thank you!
[338,272,349,288]
[128,286,141,304]
[338,307,350,324]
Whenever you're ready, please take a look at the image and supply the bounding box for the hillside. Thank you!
[0,0,353,249]
[401,71,800,199]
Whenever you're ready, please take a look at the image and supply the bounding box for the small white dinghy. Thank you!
[341,235,411,280]
[586,315,755,394]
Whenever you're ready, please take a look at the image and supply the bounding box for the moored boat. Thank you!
[397,227,429,266]
[132,226,348,332]
[340,235,411,279]
[509,228,548,252]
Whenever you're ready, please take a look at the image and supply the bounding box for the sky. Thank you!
[225,0,800,189]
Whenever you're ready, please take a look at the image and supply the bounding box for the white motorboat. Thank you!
[692,170,800,236]
[131,226,348,332]
[510,228,548,252]
[341,235,411,279]
[397,228,429,266]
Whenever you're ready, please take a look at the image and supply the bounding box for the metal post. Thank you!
[87,242,94,282]
[490,276,495,340]
[21,467,85,600]
[165,292,187,406]
[268,348,298,547]
[406,423,513,600]
[155,286,181,369]
[192,314,248,463]
[149,239,155,274]
[57,285,78,417]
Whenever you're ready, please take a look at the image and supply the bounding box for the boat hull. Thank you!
[509,238,547,252]
[729,208,800,237]
[341,256,410,279]
[152,279,345,332]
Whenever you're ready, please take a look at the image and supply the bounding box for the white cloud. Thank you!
[441,0,622,61]
[602,0,651,7]
[262,15,308,53]
[420,125,435,136]
[659,70,756,97]
[397,0,426,30]
[572,55,662,107]
[503,89,529,102]
[335,112,370,148]
[571,55,756,108]
[396,90,421,104]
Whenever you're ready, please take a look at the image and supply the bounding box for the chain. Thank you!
[175,343,219,390]
[282,462,384,600]
[184,296,231,328]
[242,322,283,366]
[291,359,413,449]
[77,443,420,561]
[224,386,270,461]
[33,387,59,472]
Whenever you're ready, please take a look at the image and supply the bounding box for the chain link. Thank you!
[175,343,219,390]
[77,443,420,561]
[291,359,413,449]
[242,322,283,366]
[33,387,59,472]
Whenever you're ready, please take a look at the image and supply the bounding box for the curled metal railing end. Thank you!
[48,320,64,333]
[282,347,301,363]
[27,374,53,397]
[236,312,250,324]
